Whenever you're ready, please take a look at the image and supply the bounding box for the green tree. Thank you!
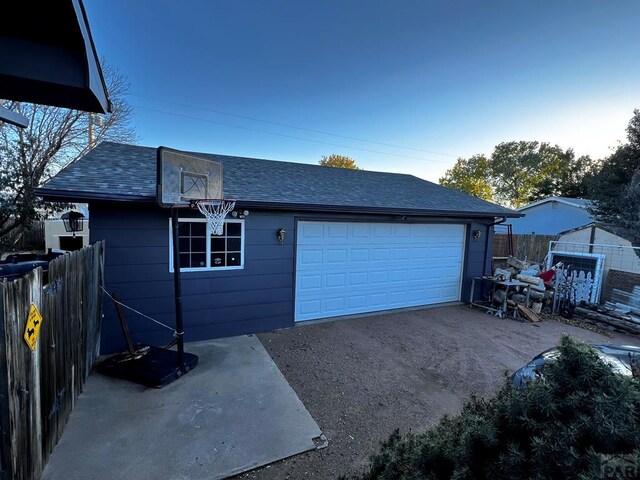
[530,154,596,200]
[589,109,640,242]
[439,154,493,201]
[319,154,359,169]
[0,64,136,240]
[439,143,595,207]
[346,336,640,480]
[489,141,585,207]
[627,108,640,151]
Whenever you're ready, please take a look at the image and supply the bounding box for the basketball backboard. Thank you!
[157,147,224,208]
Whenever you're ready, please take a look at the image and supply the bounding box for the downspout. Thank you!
[483,216,507,275]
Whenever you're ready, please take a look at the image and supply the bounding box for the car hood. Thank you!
[511,344,640,389]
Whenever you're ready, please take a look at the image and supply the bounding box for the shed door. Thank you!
[295,221,465,322]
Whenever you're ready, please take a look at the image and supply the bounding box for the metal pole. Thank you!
[88,113,94,147]
[171,208,185,369]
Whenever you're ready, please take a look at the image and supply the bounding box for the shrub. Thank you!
[346,336,640,480]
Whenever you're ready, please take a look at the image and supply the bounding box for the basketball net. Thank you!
[195,200,236,235]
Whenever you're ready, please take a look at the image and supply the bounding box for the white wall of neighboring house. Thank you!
[44,204,90,251]
[44,220,90,251]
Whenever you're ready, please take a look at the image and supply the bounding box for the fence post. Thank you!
[0,242,105,479]
[0,282,11,480]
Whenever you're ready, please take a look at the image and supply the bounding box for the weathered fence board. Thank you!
[1,268,43,480]
[0,241,104,480]
[493,233,557,263]
[0,221,45,253]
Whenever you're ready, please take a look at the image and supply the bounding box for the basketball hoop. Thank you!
[193,199,236,235]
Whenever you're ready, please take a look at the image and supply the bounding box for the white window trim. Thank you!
[169,218,245,272]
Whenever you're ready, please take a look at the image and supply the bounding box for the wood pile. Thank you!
[574,303,640,335]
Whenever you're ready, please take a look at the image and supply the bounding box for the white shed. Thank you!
[556,223,640,274]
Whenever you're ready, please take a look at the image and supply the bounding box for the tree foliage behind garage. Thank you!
[345,336,640,480]
[587,109,640,244]
[0,63,136,240]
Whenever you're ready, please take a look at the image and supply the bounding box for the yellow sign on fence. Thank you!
[23,303,43,352]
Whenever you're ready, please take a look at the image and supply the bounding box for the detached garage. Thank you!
[37,142,520,353]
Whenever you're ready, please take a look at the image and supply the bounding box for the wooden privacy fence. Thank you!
[0,241,105,480]
[493,234,557,264]
[0,222,45,253]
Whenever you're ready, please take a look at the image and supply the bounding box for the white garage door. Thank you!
[295,221,465,322]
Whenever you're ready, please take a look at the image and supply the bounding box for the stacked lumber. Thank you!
[574,304,640,335]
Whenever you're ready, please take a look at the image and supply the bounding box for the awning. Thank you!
[0,0,111,115]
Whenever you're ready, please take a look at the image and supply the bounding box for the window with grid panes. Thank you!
[170,218,244,271]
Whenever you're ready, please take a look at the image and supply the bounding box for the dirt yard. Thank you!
[234,305,638,479]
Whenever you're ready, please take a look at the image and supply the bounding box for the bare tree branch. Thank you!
[0,63,137,242]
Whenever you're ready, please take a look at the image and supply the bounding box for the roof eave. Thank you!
[517,197,589,211]
[36,188,155,204]
[235,201,523,218]
[36,188,522,218]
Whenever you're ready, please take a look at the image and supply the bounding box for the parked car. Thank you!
[511,344,640,388]
[0,250,66,282]
[0,260,50,282]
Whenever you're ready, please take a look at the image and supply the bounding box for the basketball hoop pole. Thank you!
[96,146,199,388]
[171,208,185,368]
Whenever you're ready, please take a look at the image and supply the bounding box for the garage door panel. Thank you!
[348,272,368,286]
[299,274,322,291]
[328,223,349,238]
[300,222,324,240]
[442,284,460,298]
[392,248,410,260]
[326,249,348,263]
[389,269,409,283]
[324,297,346,313]
[392,225,411,237]
[371,248,390,260]
[298,298,322,316]
[348,294,368,308]
[351,224,371,237]
[412,247,429,260]
[350,248,370,262]
[370,270,389,284]
[325,273,346,288]
[373,225,392,237]
[370,293,387,307]
[299,249,323,266]
[295,221,465,322]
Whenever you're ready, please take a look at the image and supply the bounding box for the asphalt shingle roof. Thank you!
[37,142,519,218]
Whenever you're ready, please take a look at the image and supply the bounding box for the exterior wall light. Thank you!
[231,210,250,219]
[473,229,482,240]
[277,228,286,244]
[61,211,85,237]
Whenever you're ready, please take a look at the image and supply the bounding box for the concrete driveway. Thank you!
[236,305,639,479]
[43,335,323,480]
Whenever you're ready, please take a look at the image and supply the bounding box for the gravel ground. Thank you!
[234,305,638,480]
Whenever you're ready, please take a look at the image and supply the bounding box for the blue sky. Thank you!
[86,0,640,182]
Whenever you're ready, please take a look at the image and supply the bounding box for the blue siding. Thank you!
[90,203,494,353]
[510,202,592,234]
[91,203,295,353]
[461,221,494,303]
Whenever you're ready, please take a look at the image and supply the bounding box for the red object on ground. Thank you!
[538,269,555,284]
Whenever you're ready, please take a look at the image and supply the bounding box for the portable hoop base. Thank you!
[98,346,198,388]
